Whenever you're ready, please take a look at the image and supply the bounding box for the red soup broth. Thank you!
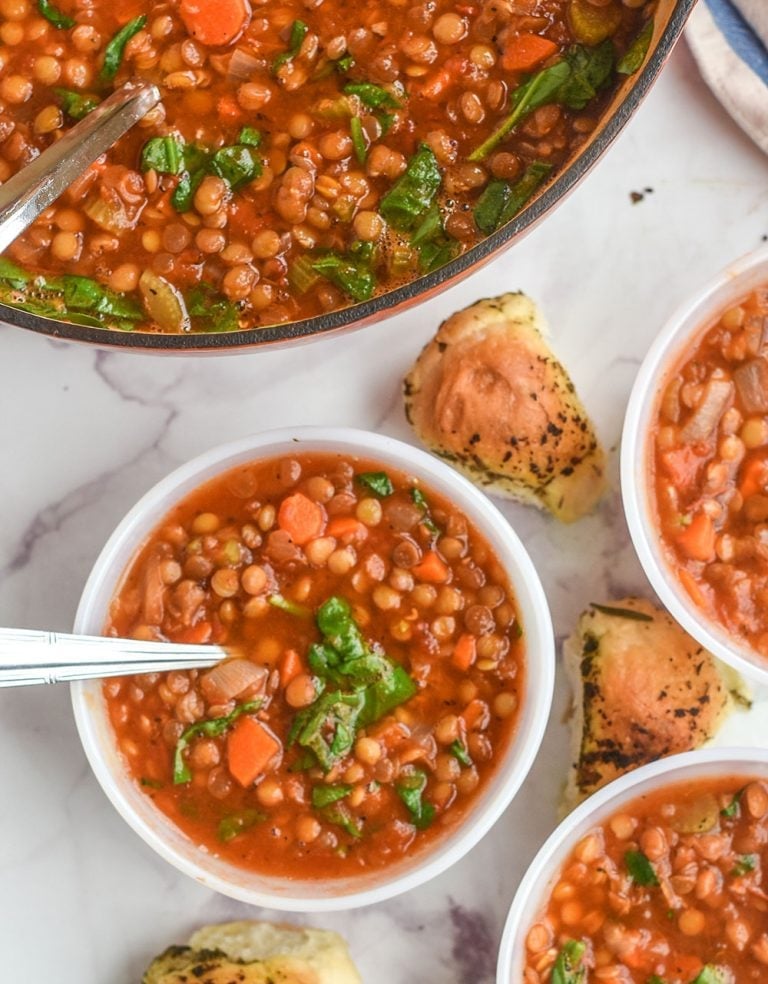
[523,775,768,983]
[651,286,768,659]
[103,452,525,878]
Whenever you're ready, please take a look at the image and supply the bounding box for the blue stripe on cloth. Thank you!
[704,0,768,85]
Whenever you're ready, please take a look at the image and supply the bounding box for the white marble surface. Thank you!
[2,42,768,983]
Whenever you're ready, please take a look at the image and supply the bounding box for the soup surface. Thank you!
[103,453,524,877]
[0,0,652,332]
[652,287,768,660]
[523,775,768,982]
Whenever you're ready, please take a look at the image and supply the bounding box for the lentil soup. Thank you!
[651,286,768,662]
[0,0,654,333]
[523,775,768,983]
[103,452,524,878]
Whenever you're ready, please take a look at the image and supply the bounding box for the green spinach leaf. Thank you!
[38,0,74,30]
[395,767,435,829]
[100,15,146,81]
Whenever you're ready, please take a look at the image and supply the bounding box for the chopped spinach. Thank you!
[721,789,743,819]
[358,663,416,726]
[312,244,376,302]
[356,471,394,497]
[343,82,402,110]
[411,488,439,534]
[187,283,240,334]
[291,596,417,770]
[732,854,757,877]
[273,19,309,72]
[141,136,185,175]
[558,40,615,109]
[469,42,614,161]
[350,116,367,165]
[335,54,355,73]
[268,594,311,617]
[0,258,33,287]
[55,88,100,120]
[692,968,729,984]
[173,700,262,784]
[218,808,266,842]
[100,15,146,82]
[38,0,74,29]
[289,689,365,770]
[238,126,262,147]
[625,849,659,886]
[617,18,654,75]
[312,784,352,808]
[395,767,435,829]
[321,802,362,838]
[450,740,472,767]
[210,143,261,190]
[380,144,441,232]
[551,940,587,984]
[409,203,457,273]
[473,161,552,233]
[139,777,163,789]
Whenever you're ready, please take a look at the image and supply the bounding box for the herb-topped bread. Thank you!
[562,597,745,813]
[143,921,362,984]
[403,292,606,522]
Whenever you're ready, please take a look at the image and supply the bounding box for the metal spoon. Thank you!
[0,81,160,254]
[0,626,223,687]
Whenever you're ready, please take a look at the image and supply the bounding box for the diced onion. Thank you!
[679,379,733,444]
[734,357,768,415]
[201,658,268,703]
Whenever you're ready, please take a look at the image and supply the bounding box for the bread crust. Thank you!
[562,598,737,814]
[143,921,362,984]
[403,292,606,522]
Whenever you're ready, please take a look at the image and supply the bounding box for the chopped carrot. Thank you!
[326,516,366,540]
[217,93,244,122]
[279,648,303,687]
[175,621,212,644]
[739,450,768,499]
[660,446,702,490]
[180,0,251,47]
[418,67,453,100]
[277,492,325,545]
[412,551,449,583]
[452,634,477,672]
[227,716,281,787]
[670,956,703,978]
[678,566,707,610]
[462,698,489,731]
[501,34,558,72]
[675,511,716,562]
[372,720,409,749]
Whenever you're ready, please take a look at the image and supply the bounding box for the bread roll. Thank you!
[562,597,745,813]
[143,920,362,984]
[403,292,606,522]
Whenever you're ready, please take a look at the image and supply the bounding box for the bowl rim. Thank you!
[496,745,768,982]
[71,425,555,910]
[4,0,696,353]
[621,245,768,688]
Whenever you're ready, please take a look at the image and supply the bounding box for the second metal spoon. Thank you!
[0,81,160,254]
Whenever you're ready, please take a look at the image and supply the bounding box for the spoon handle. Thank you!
[0,626,223,687]
[0,81,160,255]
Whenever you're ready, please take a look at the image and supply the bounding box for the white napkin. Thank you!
[687,0,768,155]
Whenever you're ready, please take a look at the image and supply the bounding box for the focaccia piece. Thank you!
[562,597,743,813]
[403,292,606,522]
[143,921,362,984]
